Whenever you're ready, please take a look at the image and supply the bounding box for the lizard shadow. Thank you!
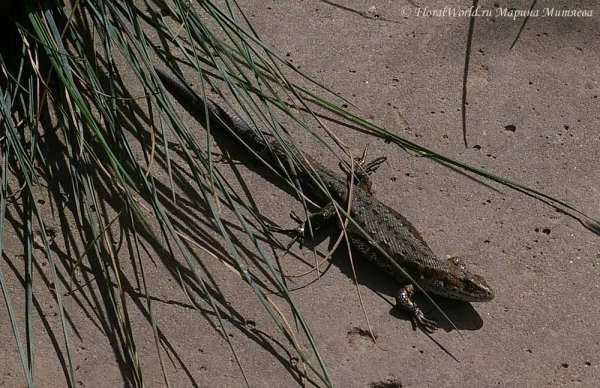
[207,133,489,332]
[161,75,487,333]
[210,131,487,332]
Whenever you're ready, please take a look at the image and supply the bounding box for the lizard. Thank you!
[154,66,495,333]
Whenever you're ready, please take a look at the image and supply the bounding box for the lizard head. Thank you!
[425,257,495,302]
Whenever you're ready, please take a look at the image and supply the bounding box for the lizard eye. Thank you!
[463,279,476,292]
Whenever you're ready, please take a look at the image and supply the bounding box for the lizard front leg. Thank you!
[395,284,438,333]
[339,144,387,193]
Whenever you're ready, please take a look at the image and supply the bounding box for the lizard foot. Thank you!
[268,211,306,236]
[268,211,312,250]
[339,144,388,193]
[395,284,438,333]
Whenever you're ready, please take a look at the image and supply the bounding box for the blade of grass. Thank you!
[0,100,35,387]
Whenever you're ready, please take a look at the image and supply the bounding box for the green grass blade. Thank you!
[0,101,35,387]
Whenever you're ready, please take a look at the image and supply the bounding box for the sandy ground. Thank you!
[1,0,599,387]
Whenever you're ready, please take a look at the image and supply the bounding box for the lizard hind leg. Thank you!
[268,202,338,247]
